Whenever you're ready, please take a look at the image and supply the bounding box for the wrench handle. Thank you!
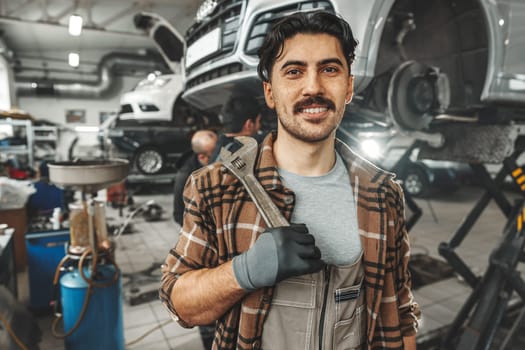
[241,174,289,228]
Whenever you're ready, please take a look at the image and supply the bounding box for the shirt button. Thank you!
[283,196,293,204]
[252,340,261,349]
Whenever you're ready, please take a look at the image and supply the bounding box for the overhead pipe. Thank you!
[0,36,16,109]
[15,51,167,99]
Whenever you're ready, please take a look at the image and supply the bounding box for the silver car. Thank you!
[136,0,525,133]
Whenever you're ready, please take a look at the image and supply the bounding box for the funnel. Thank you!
[48,159,129,193]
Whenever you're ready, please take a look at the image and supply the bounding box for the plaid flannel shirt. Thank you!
[160,132,421,349]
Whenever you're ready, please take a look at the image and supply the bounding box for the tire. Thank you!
[135,147,164,175]
[403,167,429,197]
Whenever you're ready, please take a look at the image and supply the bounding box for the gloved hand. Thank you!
[232,224,324,291]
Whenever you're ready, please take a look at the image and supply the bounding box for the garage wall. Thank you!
[16,76,139,126]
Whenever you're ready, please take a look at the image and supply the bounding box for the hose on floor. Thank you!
[0,311,29,350]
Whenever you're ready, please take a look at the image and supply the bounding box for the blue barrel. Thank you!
[26,230,69,312]
[60,264,124,350]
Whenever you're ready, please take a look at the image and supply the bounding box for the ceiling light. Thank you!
[69,14,83,36]
[68,53,80,67]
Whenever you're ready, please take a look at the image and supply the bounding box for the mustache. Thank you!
[293,96,336,114]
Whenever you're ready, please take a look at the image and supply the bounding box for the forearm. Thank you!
[404,335,416,350]
[171,260,247,326]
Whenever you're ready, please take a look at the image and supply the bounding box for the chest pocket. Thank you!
[333,278,366,349]
[331,260,366,350]
[262,276,316,350]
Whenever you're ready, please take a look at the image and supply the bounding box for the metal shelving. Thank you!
[0,118,34,167]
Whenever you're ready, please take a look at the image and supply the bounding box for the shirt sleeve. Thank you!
[159,170,219,327]
[389,180,421,336]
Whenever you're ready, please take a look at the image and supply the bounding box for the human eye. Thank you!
[323,66,339,74]
[285,68,302,77]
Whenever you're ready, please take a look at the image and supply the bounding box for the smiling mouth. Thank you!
[301,107,328,114]
[293,96,335,115]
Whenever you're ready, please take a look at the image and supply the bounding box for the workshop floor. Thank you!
[17,183,524,349]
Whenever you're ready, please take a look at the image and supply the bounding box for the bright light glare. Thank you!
[361,139,381,159]
[147,73,157,81]
[69,14,83,36]
[68,53,80,67]
[74,126,99,132]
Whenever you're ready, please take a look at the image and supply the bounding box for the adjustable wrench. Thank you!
[220,136,289,228]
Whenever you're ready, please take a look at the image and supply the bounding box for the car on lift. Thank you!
[102,74,218,175]
[349,128,473,197]
[135,0,525,138]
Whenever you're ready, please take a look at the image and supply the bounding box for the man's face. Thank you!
[263,33,353,143]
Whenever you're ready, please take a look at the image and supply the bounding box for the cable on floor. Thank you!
[125,318,173,348]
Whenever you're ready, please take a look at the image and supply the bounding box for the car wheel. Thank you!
[135,148,164,174]
[403,167,429,197]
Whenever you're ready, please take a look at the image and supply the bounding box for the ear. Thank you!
[345,75,354,104]
[242,118,253,134]
[263,81,275,109]
[197,153,208,165]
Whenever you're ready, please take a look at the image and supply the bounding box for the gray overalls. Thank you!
[262,252,366,349]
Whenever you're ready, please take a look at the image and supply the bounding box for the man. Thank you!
[208,93,262,162]
[160,10,420,350]
[173,129,217,224]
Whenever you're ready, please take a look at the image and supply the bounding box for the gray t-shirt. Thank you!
[278,152,362,265]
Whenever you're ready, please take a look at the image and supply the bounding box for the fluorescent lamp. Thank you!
[69,14,83,36]
[68,52,80,67]
[74,126,100,132]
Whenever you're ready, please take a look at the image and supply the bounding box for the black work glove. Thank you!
[232,224,324,291]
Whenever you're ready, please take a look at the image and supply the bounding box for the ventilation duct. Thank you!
[15,52,167,99]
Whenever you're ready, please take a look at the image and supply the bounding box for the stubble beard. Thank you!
[279,117,336,143]
[276,106,342,143]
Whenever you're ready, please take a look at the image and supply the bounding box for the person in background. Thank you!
[161,10,420,349]
[208,94,262,162]
[27,161,65,219]
[173,130,218,225]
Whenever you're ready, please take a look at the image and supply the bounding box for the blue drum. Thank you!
[60,264,124,350]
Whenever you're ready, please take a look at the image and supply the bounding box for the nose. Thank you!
[302,71,324,96]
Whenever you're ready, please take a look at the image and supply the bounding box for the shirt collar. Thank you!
[254,132,394,192]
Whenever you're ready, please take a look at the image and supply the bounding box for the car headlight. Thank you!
[138,103,160,112]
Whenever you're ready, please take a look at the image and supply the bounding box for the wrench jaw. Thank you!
[219,136,259,174]
[220,136,290,228]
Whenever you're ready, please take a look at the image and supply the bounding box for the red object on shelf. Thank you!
[8,167,31,180]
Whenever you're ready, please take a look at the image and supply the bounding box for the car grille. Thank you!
[185,0,244,71]
[245,1,335,56]
[186,63,244,90]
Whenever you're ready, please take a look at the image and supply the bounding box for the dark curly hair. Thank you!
[257,11,358,82]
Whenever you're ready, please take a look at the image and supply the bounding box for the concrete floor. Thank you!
[15,183,524,349]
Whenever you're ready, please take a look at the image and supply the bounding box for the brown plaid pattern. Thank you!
[160,133,420,349]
